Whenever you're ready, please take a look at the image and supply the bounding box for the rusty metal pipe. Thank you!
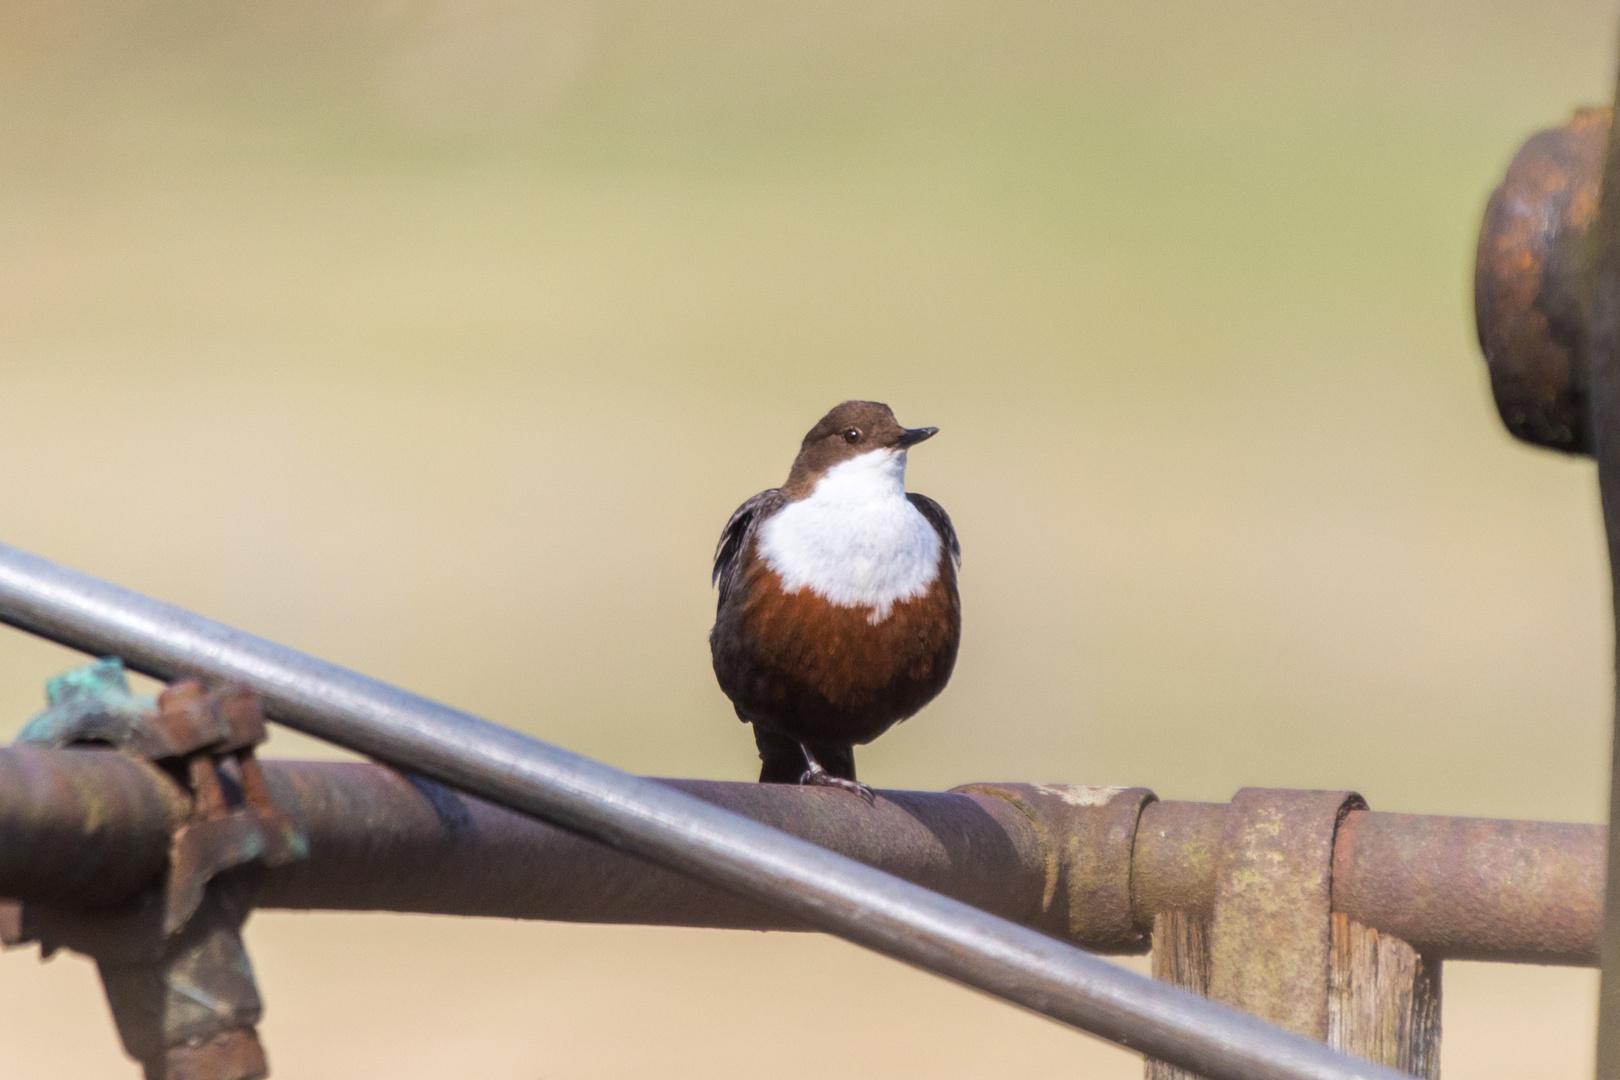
[1332,810,1604,966]
[0,747,182,908]
[0,749,1606,969]
[1134,803,1608,966]
[1132,800,1225,923]
[254,764,1055,934]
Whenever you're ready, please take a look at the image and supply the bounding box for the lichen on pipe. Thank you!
[1332,810,1604,966]
[0,747,1607,971]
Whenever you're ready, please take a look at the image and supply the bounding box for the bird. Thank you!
[709,400,961,800]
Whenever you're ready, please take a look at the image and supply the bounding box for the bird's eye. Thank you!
[842,428,861,443]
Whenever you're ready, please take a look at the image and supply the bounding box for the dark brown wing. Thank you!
[907,493,961,567]
[712,489,786,610]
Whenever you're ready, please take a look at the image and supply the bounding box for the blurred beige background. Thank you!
[0,0,1614,1075]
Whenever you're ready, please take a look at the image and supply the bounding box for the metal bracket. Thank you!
[1207,788,1365,1039]
[1,659,308,1080]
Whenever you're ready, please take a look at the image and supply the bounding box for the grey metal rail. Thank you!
[0,542,1413,1080]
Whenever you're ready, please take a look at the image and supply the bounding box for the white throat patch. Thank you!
[758,448,942,624]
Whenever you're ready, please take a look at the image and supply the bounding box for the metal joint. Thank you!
[0,661,308,1080]
[953,783,1155,952]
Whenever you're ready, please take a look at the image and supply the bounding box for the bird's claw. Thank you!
[798,764,877,806]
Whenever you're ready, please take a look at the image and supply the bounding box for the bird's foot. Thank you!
[798,761,877,806]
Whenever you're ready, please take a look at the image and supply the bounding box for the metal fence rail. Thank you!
[0,747,1601,966]
[0,542,1415,1080]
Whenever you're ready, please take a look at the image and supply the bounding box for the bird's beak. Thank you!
[896,426,938,448]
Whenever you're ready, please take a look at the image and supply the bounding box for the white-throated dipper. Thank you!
[710,401,961,800]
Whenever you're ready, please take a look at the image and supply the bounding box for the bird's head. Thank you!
[784,400,937,496]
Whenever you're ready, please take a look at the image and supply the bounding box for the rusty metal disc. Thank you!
[1475,107,1609,454]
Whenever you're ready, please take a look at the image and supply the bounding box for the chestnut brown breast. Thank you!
[710,544,960,746]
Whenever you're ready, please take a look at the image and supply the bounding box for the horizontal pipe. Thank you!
[0,749,1605,966]
[256,763,1054,933]
[1333,810,1604,965]
[0,747,181,907]
[0,543,1410,1080]
[1130,801,1606,966]
[1132,800,1225,922]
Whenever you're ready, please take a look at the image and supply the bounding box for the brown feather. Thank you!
[710,543,960,747]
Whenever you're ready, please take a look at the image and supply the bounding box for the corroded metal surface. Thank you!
[1334,810,1603,965]
[0,746,180,909]
[955,783,1155,952]
[259,765,1053,935]
[1132,800,1225,923]
[1208,789,1365,1040]
[6,673,300,1080]
[155,682,307,936]
[1475,107,1609,453]
[95,887,266,1080]
[0,748,1606,968]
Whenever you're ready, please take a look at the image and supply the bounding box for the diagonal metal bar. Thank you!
[0,541,1412,1080]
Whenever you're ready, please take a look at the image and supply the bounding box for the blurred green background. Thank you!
[0,0,1614,1075]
